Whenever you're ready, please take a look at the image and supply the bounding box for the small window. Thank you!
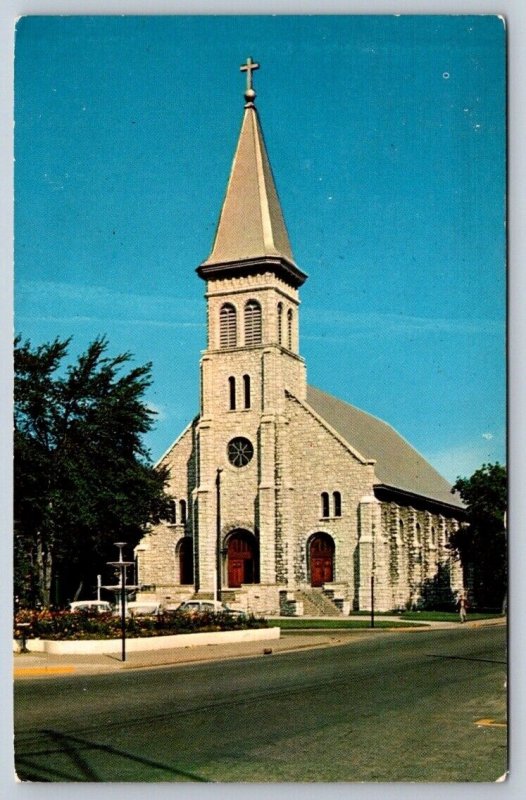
[431,526,437,546]
[287,308,293,350]
[333,491,342,517]
[277,302,283,345]
[245,300,262,346]
[179,499,187,525]
[321,492,330,518]
[243,374,251,409]
[167,500,176,525]
[228,376,236,410]
[220,304,237,348]
[415,522,422,545]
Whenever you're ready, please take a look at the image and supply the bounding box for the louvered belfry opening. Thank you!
[244,300,262,346]
[220,303,237,348]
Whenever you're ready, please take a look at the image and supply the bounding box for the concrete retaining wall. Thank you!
[15,626,280,655]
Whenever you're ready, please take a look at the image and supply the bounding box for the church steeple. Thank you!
[197,58,307,289]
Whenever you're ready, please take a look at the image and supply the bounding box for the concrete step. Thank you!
[296,588,343,617]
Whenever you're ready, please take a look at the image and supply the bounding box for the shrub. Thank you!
[14,609,268,640]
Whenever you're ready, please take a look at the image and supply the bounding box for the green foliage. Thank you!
[450,462,507,609]
[14,609,268,640]
[14,335,170,607]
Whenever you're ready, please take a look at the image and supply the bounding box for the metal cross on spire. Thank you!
[240,57,260,104]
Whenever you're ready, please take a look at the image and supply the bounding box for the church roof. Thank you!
[198,60,307,288]
[306,385,464,511]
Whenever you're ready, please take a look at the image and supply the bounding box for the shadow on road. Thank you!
[425,654,506,665]
[15,729,209,782]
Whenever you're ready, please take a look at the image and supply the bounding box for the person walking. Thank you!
[458,594,467,623]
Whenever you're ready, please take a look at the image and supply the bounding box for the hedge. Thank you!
[14,608,268,641]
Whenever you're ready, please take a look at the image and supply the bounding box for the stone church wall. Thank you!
[285,394,376,596]
[206,272,300,352]
[135,422,196,593]
[378,501,463,610]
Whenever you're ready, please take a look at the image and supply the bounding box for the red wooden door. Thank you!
[229,558,245,588]
[227,532,257,588]
[310,534,334,587]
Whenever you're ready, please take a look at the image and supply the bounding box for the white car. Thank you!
[113,601,161,617]
[68,600,113,614]
[176,600,246,617]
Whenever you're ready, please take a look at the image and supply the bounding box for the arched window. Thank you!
[228,376,236,410]
[321,492,330,518]
[167,500,176,525]
[179,499,187,525]
[415,522,422,545]
[431,526,437,546]
[245,300,262,346]
[177,538,194,585]
[220,303,237,348]
[277,302,283,345]
[243,374,251,409]
[398,518,404,543]
[287,308,293,350]
[333,491,342,517]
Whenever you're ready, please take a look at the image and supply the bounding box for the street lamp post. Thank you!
[370,523,376,629]
[107,542,134,662]
[215,468,223,603]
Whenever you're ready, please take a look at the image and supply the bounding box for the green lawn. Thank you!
[399,611,504,623]
[268,619,426,630]
[268,611,504,630]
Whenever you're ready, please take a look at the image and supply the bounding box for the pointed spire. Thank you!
[198,59,307,288]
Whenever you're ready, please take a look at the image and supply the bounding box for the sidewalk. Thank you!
[13,616,506,679]
[13,630,349,678]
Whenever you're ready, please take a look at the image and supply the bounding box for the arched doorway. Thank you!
[227,530,259,588]
[177,538,194,585]
[309,533,335,587]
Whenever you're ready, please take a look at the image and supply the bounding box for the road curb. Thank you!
[14,665,76,677]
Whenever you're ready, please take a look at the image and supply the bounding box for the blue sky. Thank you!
[14,14,506,482]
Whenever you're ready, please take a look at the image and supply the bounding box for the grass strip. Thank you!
[399,611,503,622]
[269,619,427,630]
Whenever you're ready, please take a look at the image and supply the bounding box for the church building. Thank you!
[136,59,464,616]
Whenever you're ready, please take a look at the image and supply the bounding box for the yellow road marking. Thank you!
[475,718,507,728]
[14,666,76,677]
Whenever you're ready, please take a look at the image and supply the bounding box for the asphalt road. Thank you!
[14,625,507,783]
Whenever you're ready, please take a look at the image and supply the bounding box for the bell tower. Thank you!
[193,59,307,595]
[197,57,308,418]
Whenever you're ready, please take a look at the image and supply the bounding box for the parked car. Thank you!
[176,600,246,618]
[68,600,113,614]
[113,601,161,617]
[128,601,161,616]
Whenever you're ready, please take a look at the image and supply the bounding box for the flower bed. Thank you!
[14,608,268,641]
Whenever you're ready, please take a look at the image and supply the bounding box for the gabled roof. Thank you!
[306,385,464,511]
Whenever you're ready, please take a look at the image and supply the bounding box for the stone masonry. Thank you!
[135,61,464,615]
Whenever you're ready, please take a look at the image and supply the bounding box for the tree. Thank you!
[450,462,507,610]
[14,335,170,608]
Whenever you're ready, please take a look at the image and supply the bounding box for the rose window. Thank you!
[227,437,254,467]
